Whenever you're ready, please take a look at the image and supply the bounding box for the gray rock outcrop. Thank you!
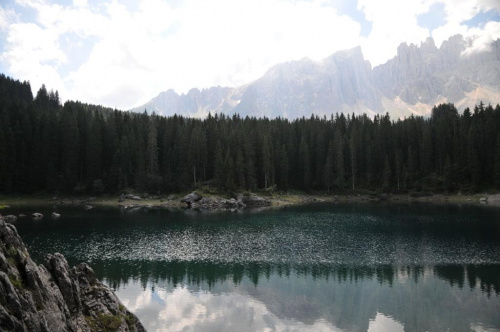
[0,216,145,332]
[131,35,500,119]
[4,215,17,223]
[125,195,142,201]
[181,192,202,207]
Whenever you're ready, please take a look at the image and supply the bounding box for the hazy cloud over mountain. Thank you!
[0,0,499,110]
[132,35,500,119]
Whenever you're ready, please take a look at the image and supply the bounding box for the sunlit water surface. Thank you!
[11,203,500,332]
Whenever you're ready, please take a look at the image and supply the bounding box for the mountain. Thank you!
[131,86,242,118]
[131,35,500,118]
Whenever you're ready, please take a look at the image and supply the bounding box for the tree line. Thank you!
[1,73,500,195]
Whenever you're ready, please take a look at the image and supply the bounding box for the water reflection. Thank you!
[93,260,500,297]
[10,203,500,331]
[368,313,404,332]
[103,262,500,332]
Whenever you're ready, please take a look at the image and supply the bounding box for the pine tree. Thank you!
[60,106,80,192]
[349,121,359,190]
[244,134,257,190]
[420,125,432,176]
[395,149,403,191]
[235,150,246,189]
[382,154,391,191]
[324,140,335,192]
[334,128,345,189]
[262,135,272,188]
[468,124,481,188]
[224,148,234,190]
[146,120,158,175]
[86,117,103,188]
[298,135,311,190]
[494,134,500,188]
[278,145,289,190]
[214,140,225,188]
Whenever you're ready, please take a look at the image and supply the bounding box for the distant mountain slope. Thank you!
[131,35,500,118]
[131,86,241,118]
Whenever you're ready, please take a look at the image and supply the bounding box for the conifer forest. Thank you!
[1,74,500,195]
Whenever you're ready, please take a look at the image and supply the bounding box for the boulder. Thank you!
[199,197,212,205]
[487,194,500,205]
[181,192,203,207]
[31,213,43,219]
[124,194,142,200]
[51,212,61,219]
[4,215,17,223]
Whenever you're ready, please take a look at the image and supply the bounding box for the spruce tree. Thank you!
[494,134,500,188]
[334,128,345,189]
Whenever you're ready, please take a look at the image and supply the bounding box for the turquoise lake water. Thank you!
[11,202,500,331]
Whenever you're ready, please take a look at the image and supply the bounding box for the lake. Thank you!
[10,202,500,332]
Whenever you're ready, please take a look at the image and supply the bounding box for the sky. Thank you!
[0,0,499,110]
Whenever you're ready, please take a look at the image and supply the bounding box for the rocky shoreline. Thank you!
[0,216,145,331]
[1,192,500,215]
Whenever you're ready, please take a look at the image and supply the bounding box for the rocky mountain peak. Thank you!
[132,34,500,118]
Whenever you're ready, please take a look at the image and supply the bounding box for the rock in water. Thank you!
[51,212,61,219]
[0,216,145,332]
[31,213,43,219]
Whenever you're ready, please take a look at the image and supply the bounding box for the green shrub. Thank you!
[9,276,23,290]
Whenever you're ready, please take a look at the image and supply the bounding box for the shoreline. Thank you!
[1,191,499,211]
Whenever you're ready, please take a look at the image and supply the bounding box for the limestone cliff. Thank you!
[131,35,500,118]
[0,217,146,332]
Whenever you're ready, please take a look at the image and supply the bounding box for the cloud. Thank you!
[358,0,500,66]
[115,281,345,331]
[0,6,18,31]
[1,0,362,109]
[0,0,499,109]
[358,0,432,66]
[461,20,500,56]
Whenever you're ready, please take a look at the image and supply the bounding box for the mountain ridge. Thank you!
[131,35,500,118]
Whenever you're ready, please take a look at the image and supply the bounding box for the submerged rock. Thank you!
[51,212,61,219]
[0,216,145,332]
[31,213,43,219]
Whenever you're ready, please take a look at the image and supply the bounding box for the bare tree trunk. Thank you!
[193,166,196,187]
